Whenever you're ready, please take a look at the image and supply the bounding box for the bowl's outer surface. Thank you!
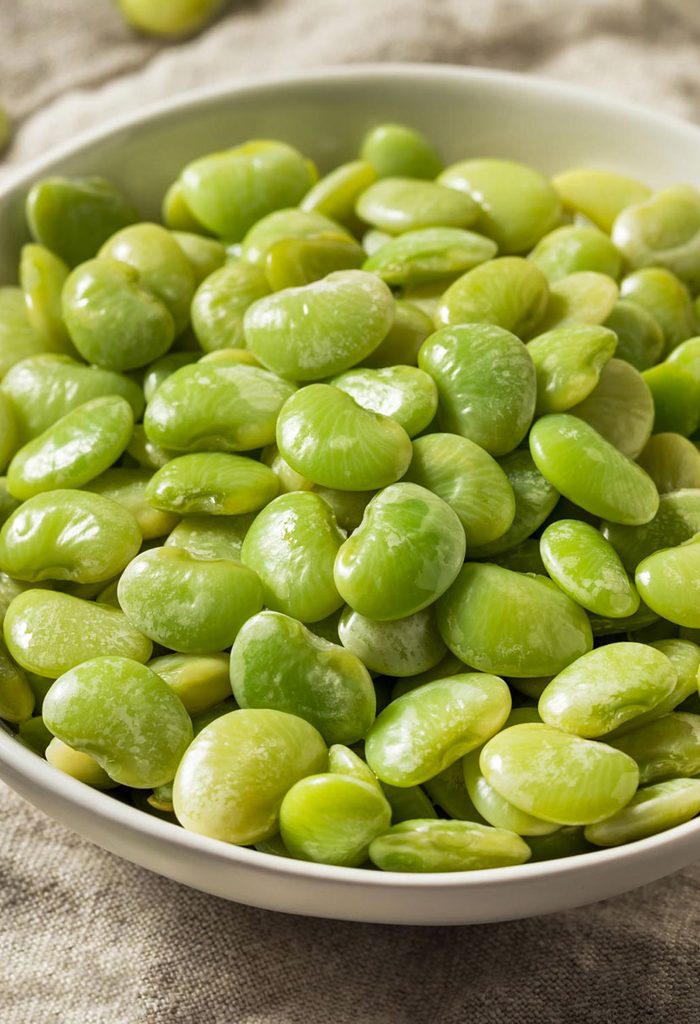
[1,65,700,924]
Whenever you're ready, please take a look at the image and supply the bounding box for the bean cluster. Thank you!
[2,123,700,872]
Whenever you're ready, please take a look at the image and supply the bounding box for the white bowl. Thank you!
[1,65,699,925]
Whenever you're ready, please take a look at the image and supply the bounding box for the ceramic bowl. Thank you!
[1,64,699,925]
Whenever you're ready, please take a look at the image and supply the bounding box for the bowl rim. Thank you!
[3,720,700,888]
[4,61,700,194]
[1,61,700,889]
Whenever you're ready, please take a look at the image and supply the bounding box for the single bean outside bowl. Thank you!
[1,68,700,926]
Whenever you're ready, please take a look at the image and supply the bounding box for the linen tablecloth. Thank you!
[2,3,700,1021]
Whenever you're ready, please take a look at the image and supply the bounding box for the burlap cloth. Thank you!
[2,3,700,1021]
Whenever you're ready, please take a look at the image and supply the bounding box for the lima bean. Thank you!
[230,611,375,745]
[117,546,263,654]
[44,656,192,787]
[172,709,327,844]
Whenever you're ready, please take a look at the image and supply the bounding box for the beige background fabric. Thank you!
[2,2,700,1021]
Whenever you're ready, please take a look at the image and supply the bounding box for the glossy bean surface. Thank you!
[480,723,639,825]
[230,611,375,745]
[437,563,592,677]
[365,674,511,787]
[172,708,327,844]
[43,656,192,787]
